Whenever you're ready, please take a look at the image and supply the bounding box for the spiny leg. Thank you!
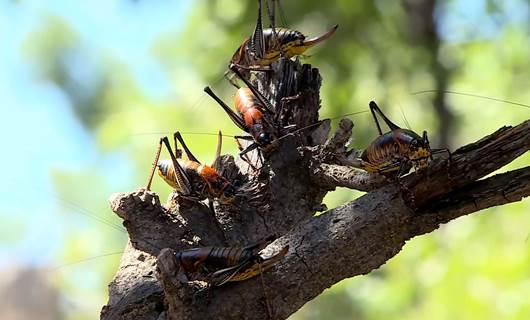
[230,65,275,115]
[212,130,223,171]
[146,137,164,191]
[162,136,193,196]
[369,101,401,132]
[264,0,285,58]
[204,86,249,132]
[252,0,266,61]
[368,101,384,135]
[230,63,272,73]
[174,131,200,163]
[235,136,260,171]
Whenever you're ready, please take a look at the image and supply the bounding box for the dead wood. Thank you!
[101,59,530,320]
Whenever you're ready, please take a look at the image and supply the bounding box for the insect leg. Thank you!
[369,101,401,133]
[224,69,241,89]
[230,65,276,115]
[239,141,261,158]
[350,158,381,173]
[376,161,404,176]
[146,137,164,191]
[432,147,452,179]
[235,136,260,171]
[212,130,223,170]
[264,0,283,57]
[174,131,200,163]
[230,62,272,72]
[162,137,193,195]
[204,86,249,132]
[251,0,266,60]
[396,160,412,177]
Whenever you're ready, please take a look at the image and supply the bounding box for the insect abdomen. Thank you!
[363,133,397,160]
[235,88,264,122]
[207,247,252,268]
[157,159,200,190]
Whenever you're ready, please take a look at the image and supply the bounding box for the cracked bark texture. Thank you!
[101,59,530,320]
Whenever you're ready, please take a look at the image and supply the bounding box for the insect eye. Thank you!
[259,132,272,144]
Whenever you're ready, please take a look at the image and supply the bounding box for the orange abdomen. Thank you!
[198,165,221,182]
[234,88,264,128]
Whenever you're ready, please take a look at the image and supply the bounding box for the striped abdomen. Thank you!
[157,159,233,200]
[234,88,272,146]
[262,28,305,60]
[230,28,305,68]
[176,246,253,272]
[157,159,201,191]
[230,25,337,70]
[361,129,420,171]
[234,88,265,128]
[205,247,253,268]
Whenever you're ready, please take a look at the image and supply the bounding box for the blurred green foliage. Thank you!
[14,0,530,319]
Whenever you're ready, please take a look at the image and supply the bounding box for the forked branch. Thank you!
[101,59,529,320]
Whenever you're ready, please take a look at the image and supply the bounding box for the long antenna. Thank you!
[398,103,412,130]
[53,195,126,233]
[412,90,530,109]
[276,110,368,142]
[52,251,124,270]
[131,132,236,138]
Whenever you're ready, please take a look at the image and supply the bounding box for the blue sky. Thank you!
[0,0,527,270]
[0,0,193,268]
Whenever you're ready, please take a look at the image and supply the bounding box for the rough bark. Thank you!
[101,59,530,320]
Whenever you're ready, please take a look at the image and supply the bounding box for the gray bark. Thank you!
[101,59,530,320]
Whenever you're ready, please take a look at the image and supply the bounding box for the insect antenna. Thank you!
[412,90,530,109]
[52,194,166,254]
[266,0,288,27]
[187,72,227,111]
[51,193,126,234]
[275,110,368,143]
[131,131,237,138]
[52,251,124,270]
[398,103,412,130]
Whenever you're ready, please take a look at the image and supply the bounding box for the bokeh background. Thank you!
[1,0,529,319]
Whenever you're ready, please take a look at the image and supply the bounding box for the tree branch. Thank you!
[152,162,529,320]
[101,59,530,320]
[310,163,387,192]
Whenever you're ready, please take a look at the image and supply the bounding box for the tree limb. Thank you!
[101,59,530,320]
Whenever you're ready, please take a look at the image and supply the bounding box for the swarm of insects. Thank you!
[143,0,455,291]
[140,0,342,288]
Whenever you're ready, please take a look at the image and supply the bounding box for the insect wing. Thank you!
[209,258,256,286]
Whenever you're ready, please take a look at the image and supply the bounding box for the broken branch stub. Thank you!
[102,58,530,320]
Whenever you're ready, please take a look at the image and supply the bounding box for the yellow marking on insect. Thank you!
[157,166,178,189]
[229,265,263,282]
[410,148,430,160]
[286,44,309,56]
